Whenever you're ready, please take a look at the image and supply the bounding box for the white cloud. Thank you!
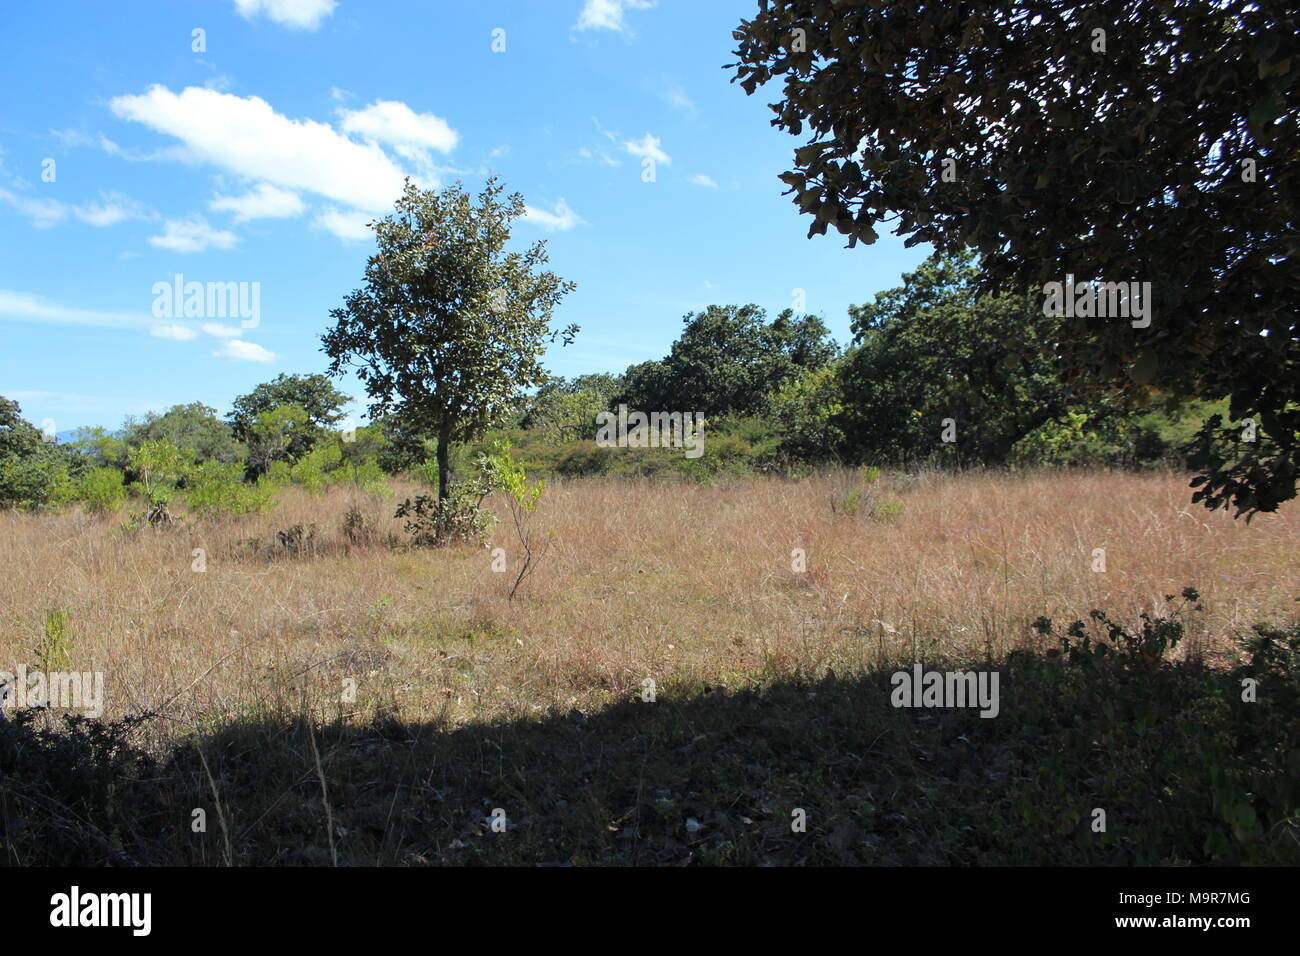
[338,100,458,154]
[201,322,243,338]
[150,323,200,340]
[77,191,156,226]
[313,207,374,242]
[148,216,238,254]
[576,146,620,167]
[209,183,306,222]
[522,199,583,232]
[0,290,147,329]
[665,83,696,116]
[213,339,276,362]
[689,173,718,188]
[0,187,154,229]
[110,85,410,213]
[576,0,655,33]
[623,133,670,165]
[0,189,67,229]
[233,0,337,30]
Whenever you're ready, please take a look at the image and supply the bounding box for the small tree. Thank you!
[127,438,188,523]
[323,177,576,537]
[246,404,312,475]
[480,442,550,601]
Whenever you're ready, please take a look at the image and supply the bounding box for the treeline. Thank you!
[0,252,1225,513]
[0,374,388,515]
[502,252,1224,480]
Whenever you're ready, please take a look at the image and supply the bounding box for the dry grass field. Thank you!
[2,468,1297,865]
[2,469,1295,728]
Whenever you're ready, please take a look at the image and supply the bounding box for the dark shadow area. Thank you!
[2,611,1297,867]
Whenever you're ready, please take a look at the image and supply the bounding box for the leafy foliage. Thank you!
[616,304,837,417]
[837,253,1073,464]
[119,403,244,467]
[323,177,577,506]
[728,0,1299,515]
[229,373,351,465]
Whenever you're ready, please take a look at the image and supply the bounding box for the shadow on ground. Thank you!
[3,619,1298,866]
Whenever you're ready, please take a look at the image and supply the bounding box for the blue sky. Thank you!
[0,0,930,434]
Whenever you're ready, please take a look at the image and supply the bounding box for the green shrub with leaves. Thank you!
[478,441,551,600]
[186,461,275,517]
[76,466,127,514]
[127,438,188,507]
[1014,591,1300,864]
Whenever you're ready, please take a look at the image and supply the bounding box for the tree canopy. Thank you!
[322,177,576,503]
[728,0,1298,515]
[616,304,838,417]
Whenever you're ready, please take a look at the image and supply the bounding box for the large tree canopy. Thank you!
[839,252,1072,465]
[729,0,1298,515]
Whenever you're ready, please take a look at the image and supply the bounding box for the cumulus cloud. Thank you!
[233,0,337,30]
[623,133,670,165]
[522,199,583,232]
[110,85,411,213]
[576,0,655,33]
[213,338,276,362]
[337,100,458,154]
[209,183,306,222]
[148,216,238,253]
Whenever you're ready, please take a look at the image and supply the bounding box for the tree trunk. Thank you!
[436,424,451,504]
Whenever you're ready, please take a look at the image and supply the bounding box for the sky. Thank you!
[0,0,931,435]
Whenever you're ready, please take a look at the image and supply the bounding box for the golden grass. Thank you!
[1,468,1296,745]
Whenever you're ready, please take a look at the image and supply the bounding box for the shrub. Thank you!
[829,466,901,519]
[77,466,126,514]
[276,524,318,556]
[395,483,495,547]
[479,441,551,600]
[187,461,275,517]
[554,443,615,477]
[0,710,158,865]
[1023,592,1300,864]
[395,447,505,547]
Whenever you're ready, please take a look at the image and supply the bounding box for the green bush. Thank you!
[186,461,275,517]
[77,466,127,514]
[1021,591,1300,864]
[554,443,615,477]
